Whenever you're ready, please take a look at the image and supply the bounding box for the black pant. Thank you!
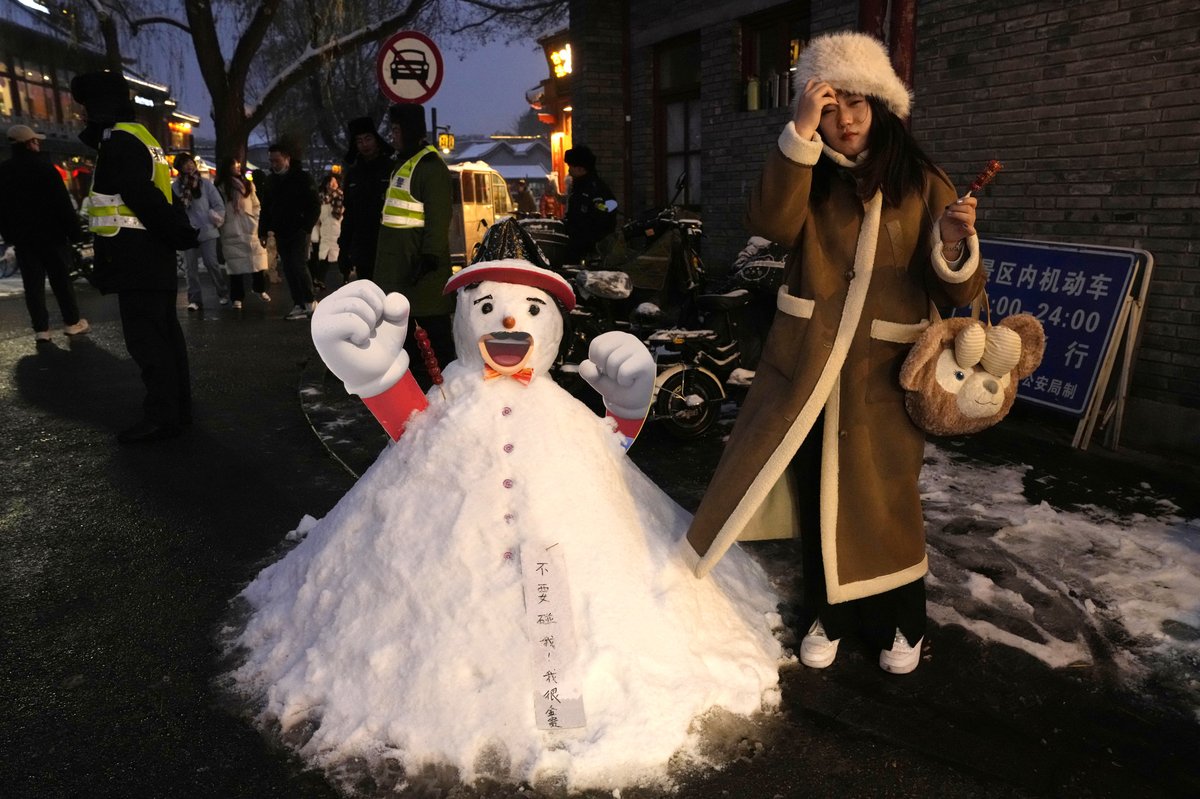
[117,290,190,427]
[403,314,455,391]
[793,414,926,652]
[276,234,314,307]
[18,241,80,332]
[228,271,267,302]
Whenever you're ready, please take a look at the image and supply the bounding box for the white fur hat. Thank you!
[792,31,912,119]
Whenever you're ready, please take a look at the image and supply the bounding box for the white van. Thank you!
[448,161,514,266]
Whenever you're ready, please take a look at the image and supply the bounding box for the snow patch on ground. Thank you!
[921,443,1200,715]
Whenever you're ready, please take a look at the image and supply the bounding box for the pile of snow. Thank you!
[225,364,784,792]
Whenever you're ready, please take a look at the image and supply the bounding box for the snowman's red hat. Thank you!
[444,259,576,311]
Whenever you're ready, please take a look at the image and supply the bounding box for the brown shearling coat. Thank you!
[682,125,986,603]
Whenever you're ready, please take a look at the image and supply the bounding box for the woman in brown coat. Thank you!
[682,32,986,674]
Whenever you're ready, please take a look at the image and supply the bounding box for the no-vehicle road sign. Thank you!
[377,30,444,105]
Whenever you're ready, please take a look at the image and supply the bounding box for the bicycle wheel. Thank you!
[653,367,722,439]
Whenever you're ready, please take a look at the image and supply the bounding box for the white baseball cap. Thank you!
[8,125,46,144]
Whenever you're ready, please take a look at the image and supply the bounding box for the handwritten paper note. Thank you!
[521,543,586,730]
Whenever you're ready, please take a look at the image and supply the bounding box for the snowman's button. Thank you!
[502,406,513,416]
[503,443,514,453]
[504,513,516,524]
[503,478,514,489]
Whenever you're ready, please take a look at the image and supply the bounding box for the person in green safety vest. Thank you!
[70,70,199,444]
[373,103,454,391]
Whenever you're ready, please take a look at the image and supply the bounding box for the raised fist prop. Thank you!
[580,331,656,419]
[311,281,412,398]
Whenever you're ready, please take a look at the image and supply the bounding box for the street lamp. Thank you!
[435,125,454,155]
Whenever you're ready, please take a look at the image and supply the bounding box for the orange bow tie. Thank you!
[483,365,535,385]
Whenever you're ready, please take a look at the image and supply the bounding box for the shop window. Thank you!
[0,62,12,117]
[655,34,701,207]
[741,3,809,111]
[490,173,512,216]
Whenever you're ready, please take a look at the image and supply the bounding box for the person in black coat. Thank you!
[0,124,89,341]
[70,70,199,443]
[562,145,618,265]
[337,115,394,283]
[259,142,321,320]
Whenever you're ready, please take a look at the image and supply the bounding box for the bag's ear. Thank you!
[1000,313,1047,379]
[900,318,965,390]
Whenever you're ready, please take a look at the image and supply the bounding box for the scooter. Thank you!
[640,237,787,438]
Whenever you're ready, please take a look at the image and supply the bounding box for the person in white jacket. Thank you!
[214,157,269,309]
[172,152,228,311]
[308,173,342,292]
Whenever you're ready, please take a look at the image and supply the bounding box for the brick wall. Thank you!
[914,0,1200,443]
[567,0,627,208]
[569,0,1199,445]
[616,1,858,274]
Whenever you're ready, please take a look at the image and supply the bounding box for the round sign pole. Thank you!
[376,30,444,105]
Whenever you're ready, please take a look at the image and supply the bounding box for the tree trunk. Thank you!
[97,11,124,70]
[212,87,249,172]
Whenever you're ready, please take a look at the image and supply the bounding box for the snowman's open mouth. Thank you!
[480,332,533,368]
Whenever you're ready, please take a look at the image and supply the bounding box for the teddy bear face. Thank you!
[899,313,1046,437]
[933,348,1013,420]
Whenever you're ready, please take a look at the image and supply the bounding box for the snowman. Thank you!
[226,257,784,792]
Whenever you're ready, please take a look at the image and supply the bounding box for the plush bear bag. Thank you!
[899,292,1046,436]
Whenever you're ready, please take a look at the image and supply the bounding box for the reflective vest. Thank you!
[87,123,172,237]
[380,145,439,229]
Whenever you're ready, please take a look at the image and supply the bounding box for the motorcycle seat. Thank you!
[696,290,752,312]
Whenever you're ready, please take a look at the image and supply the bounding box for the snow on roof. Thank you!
[454,142,501,162]
[492,165,554,181]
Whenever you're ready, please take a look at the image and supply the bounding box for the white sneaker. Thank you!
[63,318,90,336]
[232,300,243,310]
[879,629,923,674]
[258,292,271,302]
[34,330,53,342]
[284,304,309,321]
[186,302,201,312]
[800,619,840,669]
[218,296,230,306]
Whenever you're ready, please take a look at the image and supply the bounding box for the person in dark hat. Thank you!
[512,178,537,215]
[70,70,199,443]
[0,124,89,342]
[336,115,394,284]
[373,102,454,390]
[562,144,617,265]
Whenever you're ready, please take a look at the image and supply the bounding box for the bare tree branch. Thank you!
[128,15,192,35]
[244,0,431,131]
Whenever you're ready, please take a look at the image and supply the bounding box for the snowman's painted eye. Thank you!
[528,304,540,316]
[480,302,493,314]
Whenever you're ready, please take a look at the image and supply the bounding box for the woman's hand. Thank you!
[793,79,837,141]
[940,195,978,254]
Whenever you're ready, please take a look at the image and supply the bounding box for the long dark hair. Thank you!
[216,157,250,198]
[813,96,945,207]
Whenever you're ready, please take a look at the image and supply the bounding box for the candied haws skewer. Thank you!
[413,323,446,400]
[961,159,1003,200]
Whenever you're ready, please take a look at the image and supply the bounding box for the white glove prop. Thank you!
[311,281,411,398]
[580,331,655,419]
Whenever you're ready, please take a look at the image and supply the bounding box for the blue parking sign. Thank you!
[976,239,1137,415]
